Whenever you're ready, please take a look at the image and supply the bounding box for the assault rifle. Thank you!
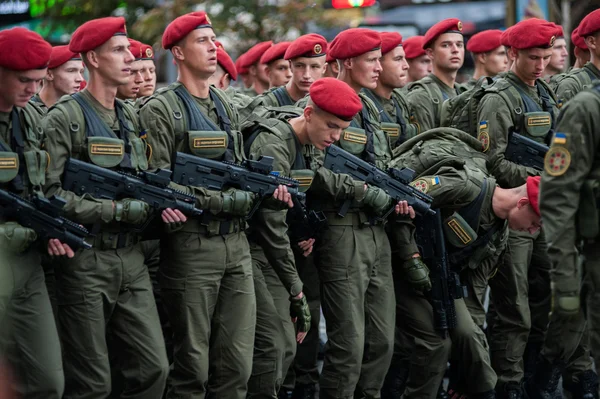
[0,189,91,250]
[62,158,203,217]
[415,211,466,338]
[505,132,548,171]
[323,145,435,219]
[171,152,305,219]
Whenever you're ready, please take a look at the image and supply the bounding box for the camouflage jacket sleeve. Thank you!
[407,86,436,132]
[393,89,420,141]
[554,75,582,105]
[42,107,114,224]
[540,91,600,289]
[248,133,302,296]
[478,93,538,188]
[139,98,225,213]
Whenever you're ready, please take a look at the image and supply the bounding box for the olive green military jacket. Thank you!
[139,82,244,214]
[406,73,465,132]
[540,85,600,293]
[363,88,420,148]
[43,90,146,225]
[476,71,559,188]
[554,62,600,105]
[0,103,48,199]
[246,117,317,296]
[224,86,254,111]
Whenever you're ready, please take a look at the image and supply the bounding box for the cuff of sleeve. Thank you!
[101,200,114,223]
[288,280,303,298]
[353,181,367,201]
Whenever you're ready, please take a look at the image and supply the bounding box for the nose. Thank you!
[134,71,144,84]
[25,81,38,95]
[374,59,382,73]
[332,128,342,142]
[124,49,135,64]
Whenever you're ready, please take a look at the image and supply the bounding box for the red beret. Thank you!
[260,41,291,65]
[526,176,541,216]
[0,28,52,71]
[162,12,212,50]
[140,43,154,60]
[553,23,565,38]
[285,34,327,60]
[380,32,403,55]
[241,41,273,67]
[217,47,237,81]
[128,39,143,60]
[329,28,381,60]
[578,9,600,38]
[326,42,335,63]
[466,30,503,53]
[500,26,514,47]
[309,78,362,121]
[423,18,463,49]
[509,18,557,50]
[403,36,427,59]
[70,17,127,53]
[236,54,250,74]
[48,45,81,69]
[571,27,588,50]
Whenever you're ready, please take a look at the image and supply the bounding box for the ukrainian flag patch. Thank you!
[431,176,440,186]
[552,132,567,145]
[479,120,488,130]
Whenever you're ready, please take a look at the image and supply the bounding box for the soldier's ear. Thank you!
[343,58,353,70]
[304,105,314,121]
[171,46,185,62]
[425,47,434,59]
[585,35,597,52]
[46,69,54,82]
[220,73,229,90]
[85,50,101,69]
[516,197,529,210]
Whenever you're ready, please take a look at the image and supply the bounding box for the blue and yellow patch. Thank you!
[431,176,440,186]
[479,120,488,130]
[552,132,567,145]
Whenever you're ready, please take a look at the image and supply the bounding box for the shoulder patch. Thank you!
[544,146,571,176]
[410,178,430,193]
[478,130,490,152]
[551,132,567,145]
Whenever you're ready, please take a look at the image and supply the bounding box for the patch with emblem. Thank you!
[90,144,123,156]
[410,178,429,193]
[314,44,323,55]
[549,35,556,47]
[479,120,488,130]
[145,48,153,58]
[457,21,463,31]
[557,99,564,109]
[0,157,17,169]
[551,132,567,145]
[343,130,367,144]
[193,138,226,148]
[205,15,212,25]
[478,131,490,152]
[544,146,571,176]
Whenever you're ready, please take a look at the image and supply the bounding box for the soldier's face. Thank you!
[379,46,409,89]
[513,47,553,82]
[291,56,327,93]
[430,33,464,72]
[138,60,156,97]
[0,67,46,111]
[240,72,254,88]
[177,28,218,77]
[508,198,541,234]
[267,59,292,87]
[483,46,508,76]
[407,54,432,81]
[256,63,270,86]
[548,38,568,73]
[117,60,143,99]
[48,60,85,97]
[94,35,135,86]
[348,49,382,90]
[305,105,351,150]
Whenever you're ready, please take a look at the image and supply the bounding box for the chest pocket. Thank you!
[188,130,229,160]
[87,136,125,168]
[0,151,19,183]
[290,169,314,193]
[22,150,49,187]
[522,112,552,142]
[339,127,367,156]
